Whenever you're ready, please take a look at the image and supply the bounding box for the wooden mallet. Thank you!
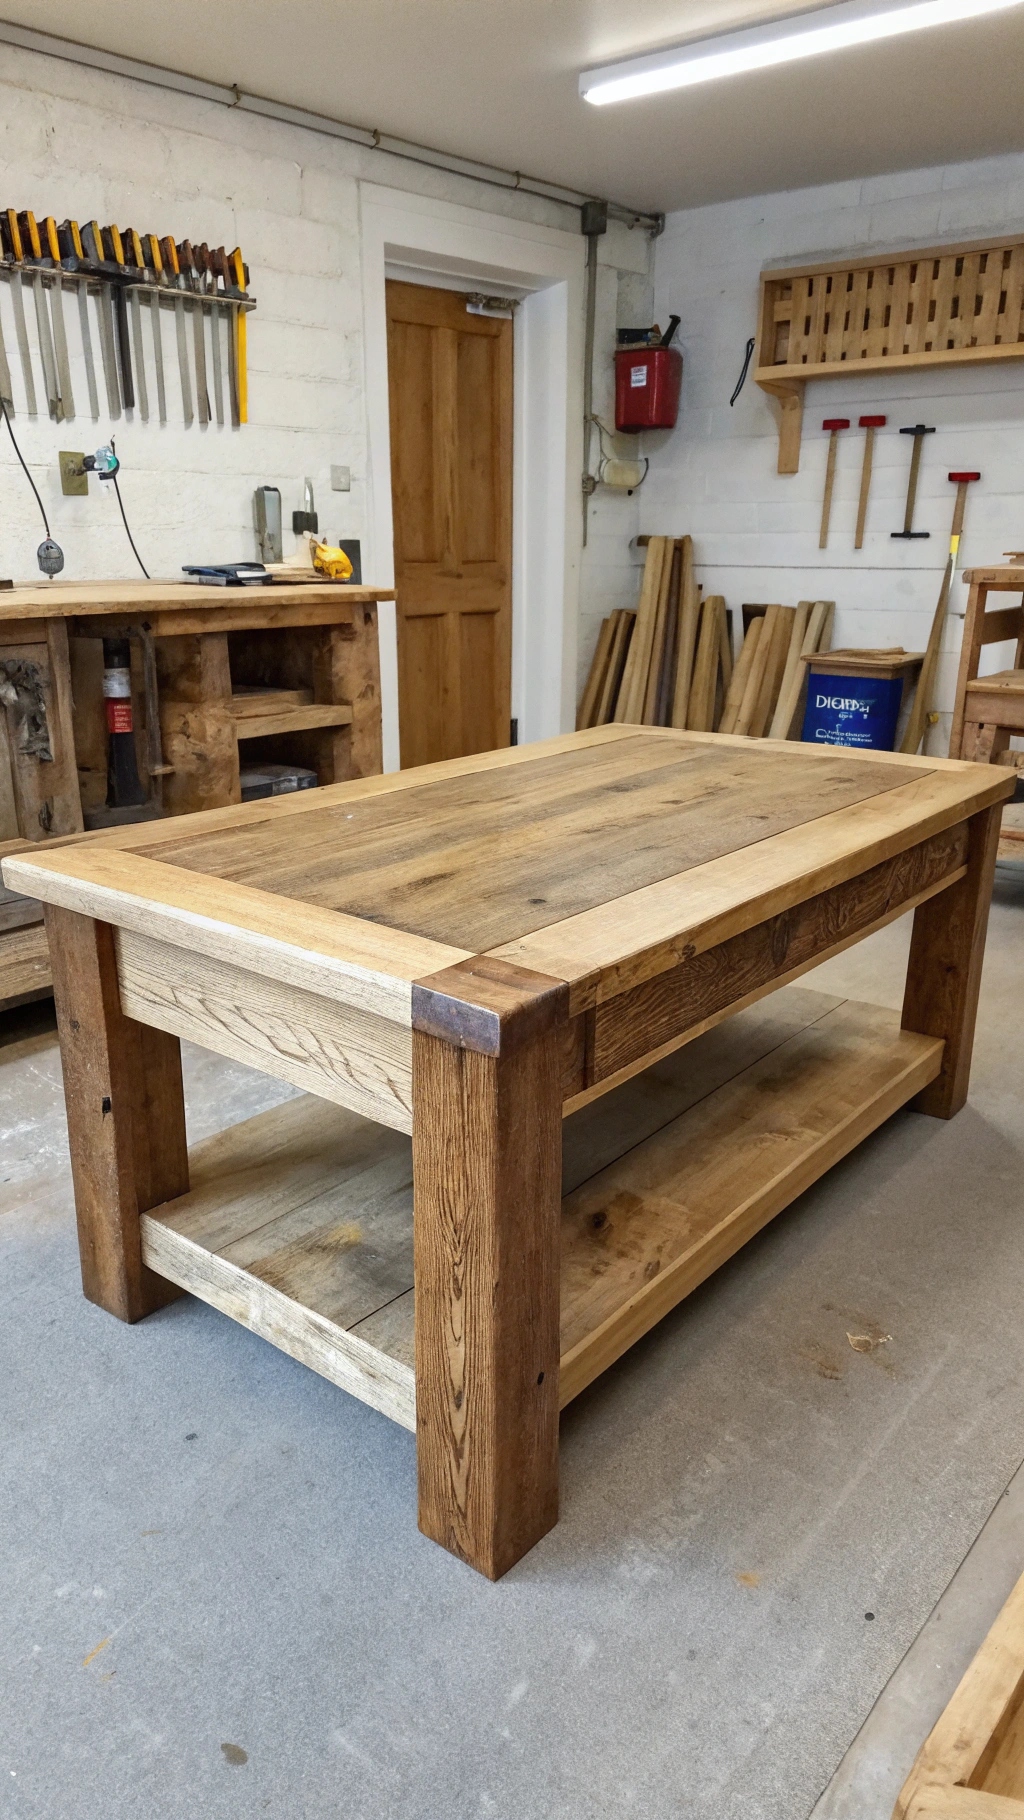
[854,415,886,548]
[819,418,850,549]
[900,469,981,755]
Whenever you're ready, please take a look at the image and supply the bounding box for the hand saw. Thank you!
[144,233,168,424]
[84,221,121,417]
[102,225,134,411]
[58,220,99,420]
[177,240,209,427]
[124,229,149,422]
[161,236,192,427]
[42,216,74,422]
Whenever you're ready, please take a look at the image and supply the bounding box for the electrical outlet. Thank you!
[330,465,351,492]
[59,451,88,497]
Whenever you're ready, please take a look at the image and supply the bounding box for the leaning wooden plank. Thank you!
[577,615,616,730]
[734,611,773,736]
[719,618,761,735]
[558,1001,942,1403]
[687,596,724,731]
[768,601,812,738]
[615,537,666,723]
[894,1569,1024,1817]
[749,604,796,738]
[769,599,834,741]
[714,600,733,727]
[596,611,634,724]
[654,543,683,725]
[642,541,678,724]
[670,536,702,728]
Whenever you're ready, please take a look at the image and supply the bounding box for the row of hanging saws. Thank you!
[0,211,254,428]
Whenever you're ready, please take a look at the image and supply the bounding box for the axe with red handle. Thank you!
[819,418,849,549]
[900,470,981,755]
[854,415,885,548]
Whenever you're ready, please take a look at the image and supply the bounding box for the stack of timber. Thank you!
[720,599,835,740]
[576,535,732,732]
[577,534,834,740]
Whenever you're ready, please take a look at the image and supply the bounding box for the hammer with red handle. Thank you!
[900,470,981,755]
[819,417,849,549]
[854,415,885,548]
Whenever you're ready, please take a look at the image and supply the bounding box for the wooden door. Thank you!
[386,281,513,769]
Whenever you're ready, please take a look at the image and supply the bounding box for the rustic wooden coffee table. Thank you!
[4,728,1013,1579]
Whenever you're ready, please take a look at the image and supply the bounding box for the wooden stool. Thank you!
[951,567,1024,859]
[960,669,1024,763]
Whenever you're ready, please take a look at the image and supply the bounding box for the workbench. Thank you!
[4,727,1012,1579]
[0,579,390,1006]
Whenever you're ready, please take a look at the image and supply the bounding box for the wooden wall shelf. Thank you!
[755,234,1024,473]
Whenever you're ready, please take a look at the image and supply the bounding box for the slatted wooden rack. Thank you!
[755,234,1024,473]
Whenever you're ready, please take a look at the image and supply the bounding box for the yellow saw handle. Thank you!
[231,247,247,423]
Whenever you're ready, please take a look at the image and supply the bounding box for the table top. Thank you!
[0,579,395,622]
[962,567,1024,589]
[4,727,1014,1019]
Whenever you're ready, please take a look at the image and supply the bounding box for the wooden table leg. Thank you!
[901,804,1002,1118]
[46,905,189,1320]
[411,957,568,1579]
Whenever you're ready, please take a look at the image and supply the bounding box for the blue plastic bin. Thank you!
[801,650,922,751]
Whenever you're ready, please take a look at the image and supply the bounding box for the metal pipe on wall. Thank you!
[580,200,608,548]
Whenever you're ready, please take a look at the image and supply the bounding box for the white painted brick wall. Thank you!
[649,155,1024,753]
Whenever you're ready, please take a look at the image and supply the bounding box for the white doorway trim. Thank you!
[358,181,585,771]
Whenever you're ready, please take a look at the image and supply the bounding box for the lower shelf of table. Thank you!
[140,986,942,1433]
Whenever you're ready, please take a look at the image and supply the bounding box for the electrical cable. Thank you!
[107,440,150,578]
[730,336,756,406]
[0,396,51,535]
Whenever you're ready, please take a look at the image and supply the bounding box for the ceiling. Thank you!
[7,0,1024,213]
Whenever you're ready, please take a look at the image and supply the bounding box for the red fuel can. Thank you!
[615,345,682,432]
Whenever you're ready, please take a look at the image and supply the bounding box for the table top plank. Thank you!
[496,759,1014,1008]
[2,846,469,1023]
[120,737,924,954]
[0,579,394,621]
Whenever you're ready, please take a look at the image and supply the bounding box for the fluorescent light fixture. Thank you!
[580,0,1024,103]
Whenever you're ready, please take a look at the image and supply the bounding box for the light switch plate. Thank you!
[59,451,87,497]
[330,465,351,492]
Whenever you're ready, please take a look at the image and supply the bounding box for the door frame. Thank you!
[359,182,585,771]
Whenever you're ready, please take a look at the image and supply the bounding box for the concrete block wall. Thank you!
[647,154,1024,753]
[0,35,651,677]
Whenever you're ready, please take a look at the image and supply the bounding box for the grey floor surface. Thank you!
[1,862,1023,1820]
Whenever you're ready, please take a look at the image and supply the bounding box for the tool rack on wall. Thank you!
[754,232,1024,472]
[0,211,255,428]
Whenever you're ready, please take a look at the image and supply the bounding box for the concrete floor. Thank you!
[1,860,1023,1820]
